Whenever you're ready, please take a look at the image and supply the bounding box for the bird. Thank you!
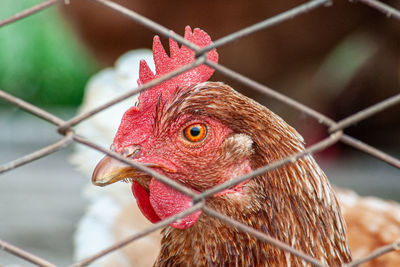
[71,49,161,266]
[73,27,400,266]
[90,26,352,266]
[336,188,400,267]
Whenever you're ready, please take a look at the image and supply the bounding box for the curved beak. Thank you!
[92,155,146,187]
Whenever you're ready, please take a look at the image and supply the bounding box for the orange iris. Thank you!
[183,123,207,142]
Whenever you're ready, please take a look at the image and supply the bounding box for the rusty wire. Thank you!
[0,0,399,266]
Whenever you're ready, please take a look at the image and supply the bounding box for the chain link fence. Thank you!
[0,0,399,266]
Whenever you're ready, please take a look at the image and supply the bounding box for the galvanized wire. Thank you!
[0,0,62,28]
[355,0,400,19]
[0,239,57,267]
[0,0,399,266]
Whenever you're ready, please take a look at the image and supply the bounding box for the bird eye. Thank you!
[183,123,207,142]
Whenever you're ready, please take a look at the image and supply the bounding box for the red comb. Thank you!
[113,26,218,151]
[137,26,218,110]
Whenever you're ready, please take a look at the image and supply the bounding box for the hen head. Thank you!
[92,26,352,265]
[92,27,254,229]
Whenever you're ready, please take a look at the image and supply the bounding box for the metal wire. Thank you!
[0,0,399,266]
[0,239,57,267]
[71,202,205,267]
[355,0,400,19]
[60,56,206,129]
[196,0,332,55]
[194,131,343,202]
[343,239,400,267]
[202,206,330,267]
[0,0,62,28]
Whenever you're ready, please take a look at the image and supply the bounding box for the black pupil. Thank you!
[190,126,201,137]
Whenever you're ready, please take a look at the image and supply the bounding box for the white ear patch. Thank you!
[231,133,253,150]
[220,134,253,162]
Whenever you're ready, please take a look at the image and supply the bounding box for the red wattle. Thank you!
[131,182,161,223]
[149,179,202,229]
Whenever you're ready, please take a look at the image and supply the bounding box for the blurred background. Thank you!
[0,0,399,265]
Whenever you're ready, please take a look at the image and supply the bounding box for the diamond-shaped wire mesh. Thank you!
[0,0,399,266]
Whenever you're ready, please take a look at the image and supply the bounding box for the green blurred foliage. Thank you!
[0,0,97,107]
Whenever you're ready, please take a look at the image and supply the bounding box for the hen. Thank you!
[337,189,400,267]
[77,27,400,266]
[91,26,351,266]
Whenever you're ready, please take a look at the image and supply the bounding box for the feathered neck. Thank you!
[153,82,351,267]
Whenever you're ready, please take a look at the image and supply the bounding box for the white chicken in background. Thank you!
[71,49,161,266]
[71,50,400,266]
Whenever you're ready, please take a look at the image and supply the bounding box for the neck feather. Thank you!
[155,156,351,267]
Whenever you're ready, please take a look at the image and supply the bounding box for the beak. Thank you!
[92,155,148,187]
